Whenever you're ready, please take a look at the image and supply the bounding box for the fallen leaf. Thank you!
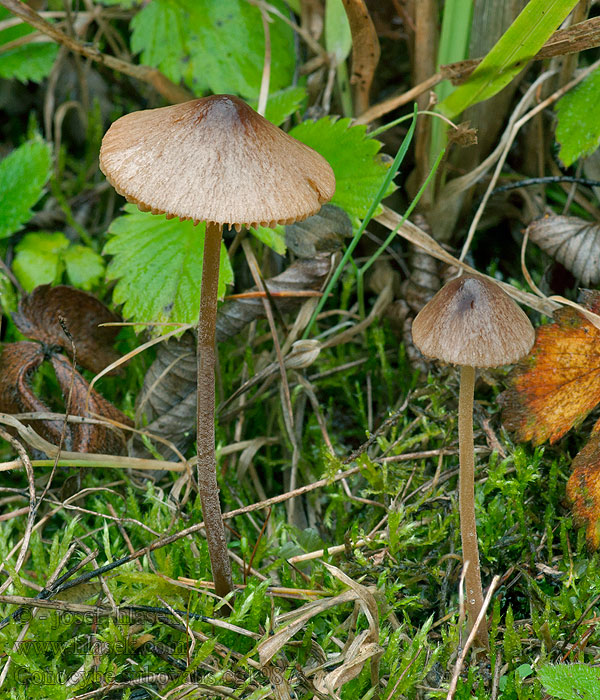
[0,341,63,444]
[502,291,600,445]
[284,204,352,258]
[566,432,600,549]
[526,215,600,286]
[0,285,131,455]
[12,284,121,374]
[50,354,132,453]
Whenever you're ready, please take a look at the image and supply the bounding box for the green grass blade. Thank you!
[440,0,580,118]
[302,105,418,340]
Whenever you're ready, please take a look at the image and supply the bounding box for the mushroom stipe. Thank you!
[412,273,534,650]
[100,95,335,603]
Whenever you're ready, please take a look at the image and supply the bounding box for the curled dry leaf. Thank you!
[12,284,121,375]
[525,215,600,286]
[50,354,131,453]
[502,291,600,445]
[284,203,352,258]
[0,342,63,445]
[0,345,131,453]
[0,285,131,455]
[133,254,334,459]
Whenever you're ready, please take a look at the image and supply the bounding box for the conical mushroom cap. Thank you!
[99,95,335,230]
[411,274,535,368]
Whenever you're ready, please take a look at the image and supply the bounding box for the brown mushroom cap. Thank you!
[99,95,335,231]
[411,274,535,368]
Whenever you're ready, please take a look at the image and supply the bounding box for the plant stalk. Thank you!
[197,221,233,601]
[458,364,488,649]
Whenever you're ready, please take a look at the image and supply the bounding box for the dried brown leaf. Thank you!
[284,204,352,258]
[526,215,600,286]
[502,291,600,445]
[0,342,63,444]
[566,432,600,549]
[50,354,132,454]
[12,285,121,374]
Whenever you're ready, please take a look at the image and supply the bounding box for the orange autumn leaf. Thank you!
[502,291,600,445]
[566,432,600,549]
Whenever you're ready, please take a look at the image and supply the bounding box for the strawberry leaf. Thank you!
[104,205,234,334]
[289,117,394,220]
[130,0,295,100]
[0,136,52,239]
[0,8,58,83]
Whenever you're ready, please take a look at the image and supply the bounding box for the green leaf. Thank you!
[538,664,600,700]
[250,224,286,256]
[325,0,352,63]
[131,0,295,99]
[290,117,394,219]
[63,245,105,290]
[0,8,58,82]
[13,232,68,291]
[439,0,579,118]
[0,137,53,239]
[250,86,307,126]
[104,205,234,333]
[0,44,59,83]
[555,67,600,166]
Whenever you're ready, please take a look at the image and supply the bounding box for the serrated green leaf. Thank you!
[104,205,234,334]
[290,117,394,219]
[439,0,579,118]
[0,137,52,239]
[0,44,59,83]
[0,8,58,82]
[131,0,295,99]
[63,245,105,290]
[250,224,286,256]
[539,664,600,700]
[250,86,307,126]
[555,67,600,167]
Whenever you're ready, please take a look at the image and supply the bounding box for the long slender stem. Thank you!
[197,222,233,601]
[458,365,488,649]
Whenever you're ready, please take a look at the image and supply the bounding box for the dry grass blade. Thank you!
[375,206,558,316]
[322,562,379,640]
[313,631,383,696]
[257,589,358,666]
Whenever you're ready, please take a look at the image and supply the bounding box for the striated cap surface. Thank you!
[99,94,335,230]
[411,274,535,368]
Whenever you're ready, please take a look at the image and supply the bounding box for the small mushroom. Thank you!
[100,95,335,600]
[411,273,534,648]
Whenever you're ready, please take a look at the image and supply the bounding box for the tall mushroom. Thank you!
[100,95,335,600]
[411,273,534,648]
